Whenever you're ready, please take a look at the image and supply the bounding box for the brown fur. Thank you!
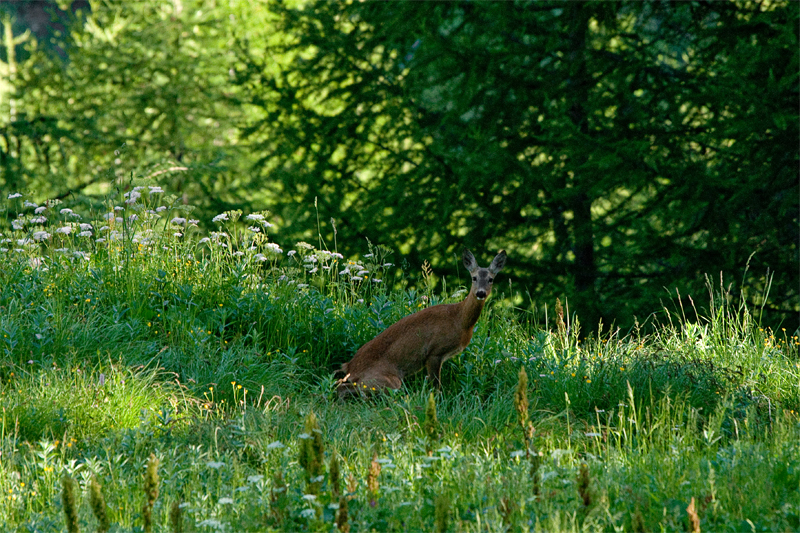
[337,249,506,398]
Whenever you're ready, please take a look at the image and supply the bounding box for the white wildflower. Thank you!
[364,253,374,258]
[357,270,369,276]
[308,267,318,274]
[104,212,115,220]
[212,213,228,223]
[170,217,187,226]
[350,276,363,281]
[79,223,92,231]
[199,237,210,244]
[114,206,124,211]
[233,251,245,257]
[372,278,382,283]
[30,216,47,224]
[12,219,24,230]
[60,208,74,216]
[287,250,297,257]
[32,231,51,241]
[218,497,234,505]
[124,190,141,204]
[78,231,92,237]
[56,226,72,235]
[95,238,106,243]
[7,193,22,199]
[246,213,264,221]
[149,186,164,194]
[265,242,283,254]
[331,252,344,259]
[23,200,37,208]
[254,253,267,261]
[188,219,199,225]
[248,226,261,233]
[128,214,138,222]
[173,232,183,238]
[156,206,167,212]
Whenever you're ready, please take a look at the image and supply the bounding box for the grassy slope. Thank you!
[0,192,798,532]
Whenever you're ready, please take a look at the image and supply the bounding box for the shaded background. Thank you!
[1,0,798,333]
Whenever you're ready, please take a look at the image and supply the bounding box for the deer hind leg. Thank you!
[337,364,402,399]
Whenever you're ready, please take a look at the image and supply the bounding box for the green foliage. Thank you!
[0,189,797,531]
[239,0,799,332]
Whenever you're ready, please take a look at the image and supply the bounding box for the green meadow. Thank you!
[1,189,798,532]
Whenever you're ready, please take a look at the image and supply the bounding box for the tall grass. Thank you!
[0,187,798,531]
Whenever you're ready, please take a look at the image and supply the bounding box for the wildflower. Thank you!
[265,242,283,254]
[79,223,92,231]
[199,237,210,244]
[188,219,199,225]
[331,252,344,259]
[254,253,267,261]
[170,217,186,226]
[287,250,297,257]
[212,213,229,223]
[149,186,164,194]
[124,190,141,204]
[246,213,264,221]
[31,216,47,224]
[34,206,47,214]
[248,226,261,233]
[7,192,22,199]
[56,226,72,235]
[32,231,51,241]
[156,206,167,212]
[104,212,115,220]
[128,214,138,222]
[78,231,92,237]
[12,219,24,230]
[60,208,74,216]
[173,232,183,238]
[114,206,124,211]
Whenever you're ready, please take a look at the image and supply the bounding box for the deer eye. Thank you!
[472,277,477,282]
[488,278,494,283]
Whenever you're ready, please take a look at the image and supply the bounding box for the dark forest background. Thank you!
[1,0,798,333]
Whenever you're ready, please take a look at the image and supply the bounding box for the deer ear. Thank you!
[488,250,506,275]
[462,248,478,272]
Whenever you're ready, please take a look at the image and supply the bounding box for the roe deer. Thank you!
[337,248,506,398]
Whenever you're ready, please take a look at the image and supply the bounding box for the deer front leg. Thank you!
[426,357,443,389]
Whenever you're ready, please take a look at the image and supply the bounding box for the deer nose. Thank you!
[476,289,487,300]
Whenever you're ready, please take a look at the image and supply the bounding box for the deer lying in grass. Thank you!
[337,249,506,398]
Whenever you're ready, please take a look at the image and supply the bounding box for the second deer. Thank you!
[337,248,506,398]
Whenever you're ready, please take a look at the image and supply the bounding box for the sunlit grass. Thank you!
[0,187,798,531]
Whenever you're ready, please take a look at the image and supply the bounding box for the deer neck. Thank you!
[459,290,486,330]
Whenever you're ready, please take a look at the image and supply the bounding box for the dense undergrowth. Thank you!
[0,187,798,532]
